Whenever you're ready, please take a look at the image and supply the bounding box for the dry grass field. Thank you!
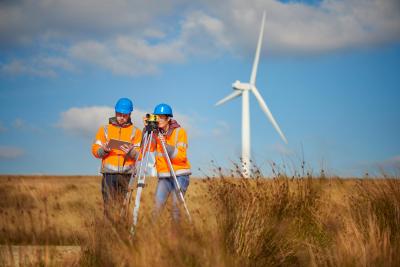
[0,173,399,266]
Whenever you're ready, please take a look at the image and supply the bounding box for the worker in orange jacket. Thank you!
[92,98,142,219]
[147,103,191,221]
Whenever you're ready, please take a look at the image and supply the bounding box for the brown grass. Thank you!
[0,174,399,266]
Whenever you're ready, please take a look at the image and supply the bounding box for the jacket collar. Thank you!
[160,119,181,137]
[109,117,132,128]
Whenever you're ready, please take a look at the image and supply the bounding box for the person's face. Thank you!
[157,115,170,128]
[116,112,130,125]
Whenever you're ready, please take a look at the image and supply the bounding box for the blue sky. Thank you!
[0,0,399,177]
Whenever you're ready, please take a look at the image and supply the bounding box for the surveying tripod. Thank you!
[120,116,192,234]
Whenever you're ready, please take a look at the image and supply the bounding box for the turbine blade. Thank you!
[250,11,266,86]
[215,90,242,106]
[251,86,288,143]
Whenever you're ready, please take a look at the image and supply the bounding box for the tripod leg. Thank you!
[131,132,154,234]
[120,132,150,218]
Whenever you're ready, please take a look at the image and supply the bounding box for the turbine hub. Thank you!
[232,80,251,91]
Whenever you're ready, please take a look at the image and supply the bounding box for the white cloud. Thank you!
[68,11,227,75]
[116,36,184,63]
[65,10,230,75]
[56,105,201,138]
[69,41,142,76]
[69,37,184,75]
[40,57,75,71]
[143,28,167,39]
[56,106,115,137]
[1,0,399,76]
[0,146,24,159]
[1,59,57,77]
[207,0,400,54]
[56,105,148,137]
[1,56,75,77]
[178,11,231,56]
[0,0,181,46]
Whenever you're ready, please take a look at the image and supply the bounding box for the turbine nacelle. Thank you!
[232,80,252,91]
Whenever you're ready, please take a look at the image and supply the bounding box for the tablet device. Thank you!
[108,139,131,150]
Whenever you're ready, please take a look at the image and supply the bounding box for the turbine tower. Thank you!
[215,11,288,177]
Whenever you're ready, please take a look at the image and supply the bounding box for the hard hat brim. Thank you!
[115,109,132,114]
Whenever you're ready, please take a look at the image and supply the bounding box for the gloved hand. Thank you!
[97,141,111,158]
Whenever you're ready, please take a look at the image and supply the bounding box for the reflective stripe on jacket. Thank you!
[92,119,142,174]
[150,127,191,178]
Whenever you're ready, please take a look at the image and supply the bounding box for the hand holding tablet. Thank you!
[108,139,132,151]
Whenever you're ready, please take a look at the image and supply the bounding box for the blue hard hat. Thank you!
[115,98,133,114]
[153,103,173,117]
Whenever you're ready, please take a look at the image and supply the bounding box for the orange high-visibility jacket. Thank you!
[149,121,191,178]
[92,118,142,174]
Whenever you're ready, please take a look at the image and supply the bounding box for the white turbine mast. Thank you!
[215,11,288,177]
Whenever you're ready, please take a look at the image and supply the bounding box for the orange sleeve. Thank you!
[91,126,106,158]
[171,128,188,163]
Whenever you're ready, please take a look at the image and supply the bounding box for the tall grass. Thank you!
[1,172,399,266]
[208,176,326,266]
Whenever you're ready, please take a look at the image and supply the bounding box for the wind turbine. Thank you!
[215,11,288,177]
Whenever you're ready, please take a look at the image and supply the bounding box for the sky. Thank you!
[0,0,399,177]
